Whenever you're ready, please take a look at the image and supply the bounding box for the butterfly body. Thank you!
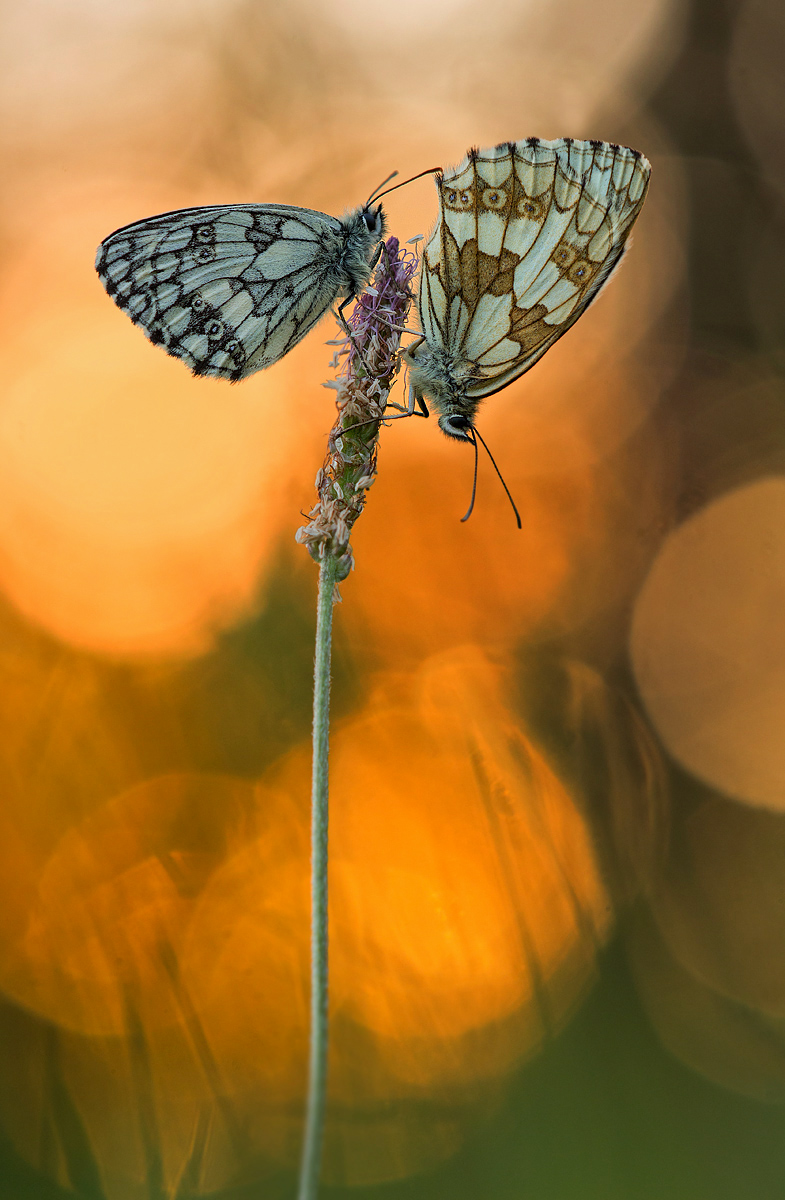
[402,341,482,438]
[96,201,386,381]
[404,138,651,440]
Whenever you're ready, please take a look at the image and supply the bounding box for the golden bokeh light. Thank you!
[0,1009,244,1200]
[0,773,262,1037]
[0,308,310,657]
[631,477,785,812]
[179,646,611,1184]
[0,648,613,1193]
[345,366,674,665]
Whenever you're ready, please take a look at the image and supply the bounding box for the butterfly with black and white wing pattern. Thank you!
[403,137,651,439]
[95,194,390,381]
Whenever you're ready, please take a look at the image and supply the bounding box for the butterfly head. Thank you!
[360,202,386,238]
[438,412,475,441]
[340,203,388,299]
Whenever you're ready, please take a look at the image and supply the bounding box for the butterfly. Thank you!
[403,138,651,443]
[95,182,402,382]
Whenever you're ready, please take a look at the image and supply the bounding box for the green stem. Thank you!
[297,553,338,1200]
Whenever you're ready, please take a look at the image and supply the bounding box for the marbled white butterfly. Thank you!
[95,175,423,382]
[403,138,651,440]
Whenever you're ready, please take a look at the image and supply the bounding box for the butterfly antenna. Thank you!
[366,171,398,203]
[460,429,480,523]
[367,166,442,205]
[472,426,522,529]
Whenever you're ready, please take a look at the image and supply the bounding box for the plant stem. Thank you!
[297,553,338,1200]
[294,239,416,1199]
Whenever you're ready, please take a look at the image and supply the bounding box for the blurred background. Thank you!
[0,0,784,1196]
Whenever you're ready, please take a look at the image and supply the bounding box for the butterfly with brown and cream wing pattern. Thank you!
[399,137,650,521]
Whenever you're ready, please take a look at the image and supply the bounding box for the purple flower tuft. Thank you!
[296,237,418,582]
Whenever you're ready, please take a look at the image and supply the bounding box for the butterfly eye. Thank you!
[459,191,472,206]
[482,188,507,210]
[192,296,206,311]
[196,246,215,262]
[361,204,384,235]
[195,225,214,242]
[205,320,224,338]
[225,339,241,355]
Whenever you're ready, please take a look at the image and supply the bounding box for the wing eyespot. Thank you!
[518,196,545,220]
[482,187,508,210]
[442,186,474,211]
[567,259,594,284]
[552,243,578,270]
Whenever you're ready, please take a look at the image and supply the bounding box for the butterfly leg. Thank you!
[384,388,429,417]
[335,239,416,349]
[335,297,375,375]
[368,318,422,337]
[341,388,428,434]
[335,298,418,369]
[335,235,390,357]
[368,239,385,273]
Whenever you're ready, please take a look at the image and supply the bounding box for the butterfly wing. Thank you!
[419,138,651,400]
[96,204,346,380]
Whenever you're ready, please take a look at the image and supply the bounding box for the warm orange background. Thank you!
[1,1,784,1197]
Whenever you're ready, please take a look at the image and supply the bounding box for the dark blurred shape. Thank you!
[628,787,785,1104]
[536,658,670,906]
[730,0,785,198]
[649,0,767,353]
[646,792,785,1019]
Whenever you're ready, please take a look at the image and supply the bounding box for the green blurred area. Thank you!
[2,943,784,1200]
